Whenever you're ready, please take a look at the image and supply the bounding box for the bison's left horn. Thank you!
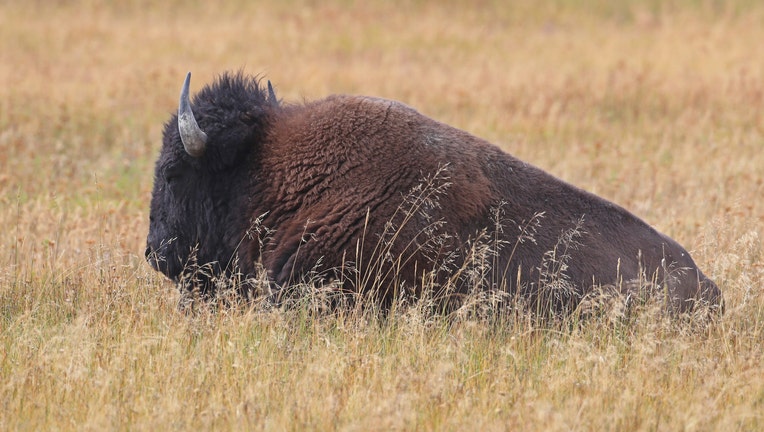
[178,72,208,158]
[267,80,279,107]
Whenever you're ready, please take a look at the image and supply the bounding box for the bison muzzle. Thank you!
[146,72,722,314]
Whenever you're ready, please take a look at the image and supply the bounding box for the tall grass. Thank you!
[1,0,763,430]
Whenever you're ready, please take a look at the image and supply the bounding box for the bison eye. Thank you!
[163,164,185,184]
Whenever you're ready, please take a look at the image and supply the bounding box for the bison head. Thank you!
[145,72,277,295]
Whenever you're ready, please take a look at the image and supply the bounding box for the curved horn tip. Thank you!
[178,72,208,158]
[180,72,192,101]
[267,80,279,106]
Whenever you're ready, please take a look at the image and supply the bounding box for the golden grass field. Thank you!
[1,0,763,430]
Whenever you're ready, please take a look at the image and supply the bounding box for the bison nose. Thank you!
[145,246,160,272]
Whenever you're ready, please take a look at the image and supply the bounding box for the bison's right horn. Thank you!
[178,72,208,158]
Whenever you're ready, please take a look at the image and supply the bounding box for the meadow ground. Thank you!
[1,1,763,430]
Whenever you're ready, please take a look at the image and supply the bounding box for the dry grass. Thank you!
[1,0,763,430]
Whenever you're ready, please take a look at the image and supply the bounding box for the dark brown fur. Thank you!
[146,73,722,313]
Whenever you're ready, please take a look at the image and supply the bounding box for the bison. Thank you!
[145,71,722,314]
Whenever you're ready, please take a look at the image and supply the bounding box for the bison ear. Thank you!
[267,80,279,107]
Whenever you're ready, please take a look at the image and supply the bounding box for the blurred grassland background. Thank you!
[1,0,763,430]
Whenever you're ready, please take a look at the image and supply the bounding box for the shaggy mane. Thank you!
[194,71,273,113]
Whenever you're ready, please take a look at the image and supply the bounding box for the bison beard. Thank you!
[145,72,722,314]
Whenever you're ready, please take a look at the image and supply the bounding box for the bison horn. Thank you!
[178,72,208,158]
[267,80,279,106]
